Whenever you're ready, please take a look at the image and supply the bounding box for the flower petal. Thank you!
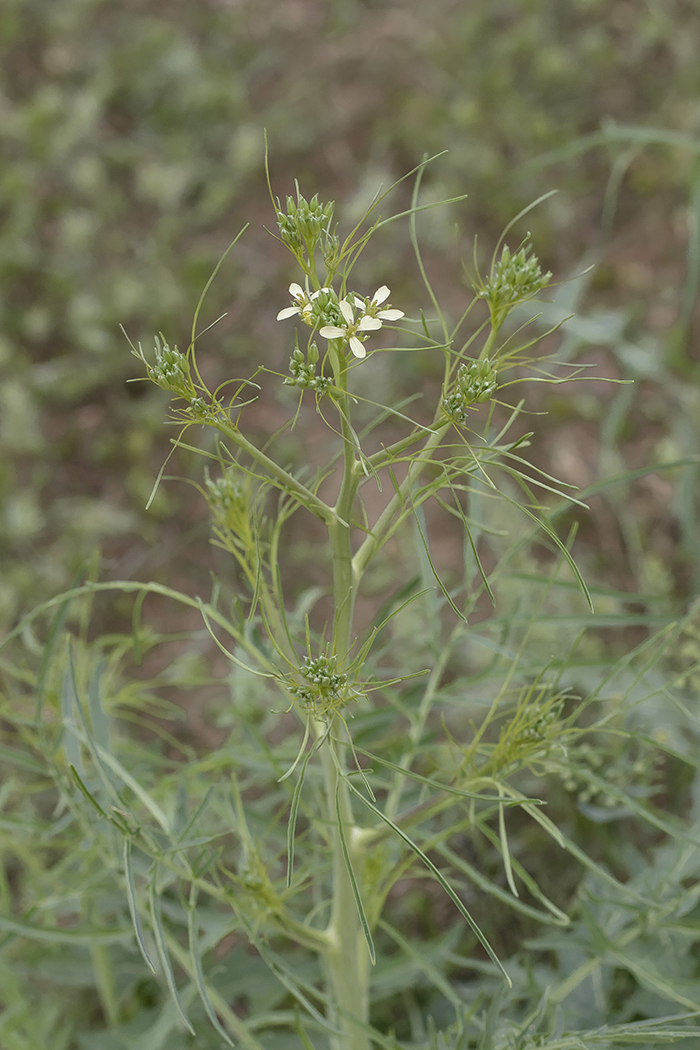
[319,325,346,339]
[377,309,404,320]
[372,285,391,305]
[289,283,304,298]
[353,295,366,309]
[277,306,301,320]
[357,315,382,332]
[349,336,366,359]
[339,300,355,325]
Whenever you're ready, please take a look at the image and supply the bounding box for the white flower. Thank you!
[319,299,382,359]
[353,285,405,322]
[277,283,320,322]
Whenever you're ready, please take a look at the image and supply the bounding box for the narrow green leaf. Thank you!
[69,764,111,823]
[123,839,156,973]
[175,786,214,845]
[244,930,341,1034]
[286,731,317,889]
[438,842,569,926]
[518,800,658,907]
[346,781,510,985]
[0,744,45,774]
[148,866,196,1035]
[62,648,83,775]
[498,800,519,898]
[353,746,542,805]
[131,589,148,665]
[411,500,468,623]
[0,913,130,945]
[187,888,235,1048]
[87,657,111,751]
[93,741,170,833]
[378,919,462,1024]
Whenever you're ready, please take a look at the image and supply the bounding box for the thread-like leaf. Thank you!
[346,781,510,985]
[286,729,318,888]
[187,888,235,1048]
[498,800,518,898]
[148,867,196,1035]
[123,838,156,973]
[0,913,130,945]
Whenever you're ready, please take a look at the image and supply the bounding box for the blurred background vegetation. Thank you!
[3,0,700,630]
[3,1,700,1046]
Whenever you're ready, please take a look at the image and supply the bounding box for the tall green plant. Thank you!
[3,160,700,1050]
[124,161,583,1048]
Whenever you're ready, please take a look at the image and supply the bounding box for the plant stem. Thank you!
[352,423,450,581]
[320,726,371,1050]
[478,319,502,360]
[322,350,371,1050]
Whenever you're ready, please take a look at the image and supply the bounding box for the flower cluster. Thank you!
[284,342,333,395]
[145,335,195,400]
[442,358,498,425]
[278,284,403,360]
[204,468,254,549]
[287,654,356,717]
[475,238,552,329]
[276,192,334,251]
[275,190,339,274]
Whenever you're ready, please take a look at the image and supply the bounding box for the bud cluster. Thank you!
[562,741,663,812]
[475,238,552,329]
[288,654,354,717]
[147,335,195,400]
[441,358,498,425]
[284,343,333,395]
[205,468,254,549]
[276,189,338,275]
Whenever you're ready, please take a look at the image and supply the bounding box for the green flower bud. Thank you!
[441,358,498,425]
[475,237,552,327]
[287,653,355,717]
[205,468,253,547]
[458,359,498,403]
[275,188,335,259]
[149,335,195,399]
[283,341,332,395]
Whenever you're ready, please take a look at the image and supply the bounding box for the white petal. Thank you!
[289,283,304,298]
[339,300,355,325]
[277,306,301,320]
[377,309,404,320]
[349,336,366,359]
[357,315,382,332]
[353,295,366,309]
[373,285,391,305]
[319,325,346,339]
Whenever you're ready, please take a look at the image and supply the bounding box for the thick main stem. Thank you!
[320,727,371,1050]
[322,352,371,1050]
